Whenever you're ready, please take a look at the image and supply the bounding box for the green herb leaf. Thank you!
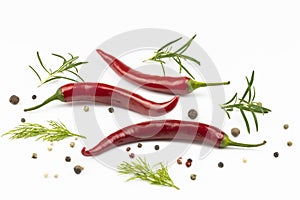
[220,70,271,133]
[29,51,87,87]
[2,120,86,142]
[146,34,200,79]
[118,157,179,190]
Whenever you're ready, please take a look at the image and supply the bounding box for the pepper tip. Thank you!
[81,147,92,156]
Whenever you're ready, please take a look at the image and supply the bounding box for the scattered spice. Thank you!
[242,157,247,163]
[283,124,289,130]
[190,174,197,180]
[21,118,26,123]
[129,153,135,159]
[126,147,131,152]
[273,152,279,158]
[177,157,182,165]
[187,158,193,163]
[188,109,198,119]
[47,146,52,151]
[70,142,75,148]
[154,145,160,150]
[287,141,293,147]
[74,165,84,174]
[54,174,59,178]
[231,127,240,137]
[83,105,89,112]
[32,95,37,100]
[50,142,54,146]
[32,153,37,159]
[65,156,71,162]
[137,143,142,148]
[43,173,49,178]
[218,162,224,168]
[185,161,192,168]
[108,107,114,113]
[9,95,20,105]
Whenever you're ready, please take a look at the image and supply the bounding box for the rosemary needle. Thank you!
[118,157,179,190]
[2,120,86,142]
[29,51,87,87]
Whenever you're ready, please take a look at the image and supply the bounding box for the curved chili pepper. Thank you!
[24,83,179,116]
[96,49,230,95]
[81,120,266,156]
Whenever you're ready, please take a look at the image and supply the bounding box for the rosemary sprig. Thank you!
[220,70,271,133]
[2,120,86,142]
[118,157,179,190]
[146,34,200,79]
[29,51,87,87]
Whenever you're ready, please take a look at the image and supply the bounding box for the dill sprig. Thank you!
[146,34,200,79]
[2,120,86,142]
[220,70,271,133]
[29,51,87,87]
[118,157,179,190]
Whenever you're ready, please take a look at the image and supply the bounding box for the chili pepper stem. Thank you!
[220,134,266,148]
[24,89,65,112]
[187,79,230,93]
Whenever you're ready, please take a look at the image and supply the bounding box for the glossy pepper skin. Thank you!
[81,120,266,156]
[24,83,179,117]
[96,49,230,95]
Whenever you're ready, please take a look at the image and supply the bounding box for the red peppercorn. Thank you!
[126,147,131,152]
[185,161,192,167]
[177,157,182,165]
[129,153,135,158]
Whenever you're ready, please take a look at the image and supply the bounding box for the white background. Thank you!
[1,0,300,199]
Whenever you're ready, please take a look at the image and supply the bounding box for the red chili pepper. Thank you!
[24,83,179,116]
[81,120,266,156]
[96,49,230,95]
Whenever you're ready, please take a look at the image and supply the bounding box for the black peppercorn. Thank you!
[74,165,84,174]
[126,147,131,152]
[273,152,279,158]
[154,145,159,150]
[65,156,71,162]
[108,107,114,113]
[137,143,142,148]
[218,162,224,168]
[32,95,37,100]
[21,118,26,123]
